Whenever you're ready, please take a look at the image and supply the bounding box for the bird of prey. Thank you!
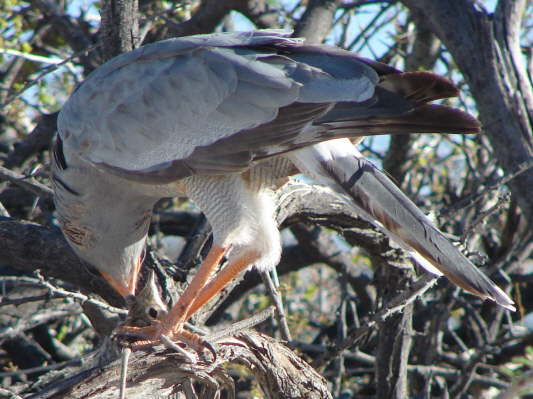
[52,30,514,347]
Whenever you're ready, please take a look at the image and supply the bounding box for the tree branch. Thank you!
[293,0,342,44]
[25,330,332,399]
[100,0,140,61]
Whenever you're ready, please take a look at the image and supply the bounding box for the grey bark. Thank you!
[376,13,442,398]
[164,0,247,39]
[293,0,342,44]
[375,267,414,399]
[4,113,58,170]
[100,0,140,61]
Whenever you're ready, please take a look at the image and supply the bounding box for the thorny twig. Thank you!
[440,159,533,219]
[0,274,127,315]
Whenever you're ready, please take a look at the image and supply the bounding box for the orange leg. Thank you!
[159,246,227,335]
[178,249,260,331]
[116,246,258,356]
[114,246,226,343]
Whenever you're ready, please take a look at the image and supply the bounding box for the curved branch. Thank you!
[0,218,124,307]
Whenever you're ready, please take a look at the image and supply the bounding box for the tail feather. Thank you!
[315,71,480,139]
[320,104,480,137]
[290,140,515,311]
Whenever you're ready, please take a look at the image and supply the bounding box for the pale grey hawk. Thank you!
[52,30,514,346]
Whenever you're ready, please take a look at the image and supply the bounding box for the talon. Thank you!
[203,340,217,362]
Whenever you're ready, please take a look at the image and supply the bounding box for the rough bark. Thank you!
[377,12,442,397]
[375,268,414,399]
[100,0,140,61]
[4,113,58,170]
[164,0,248,39]
[24,331,331,399]
[0,218,125,308]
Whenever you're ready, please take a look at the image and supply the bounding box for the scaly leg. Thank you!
[117,246,260,360]
[170,249,260,334]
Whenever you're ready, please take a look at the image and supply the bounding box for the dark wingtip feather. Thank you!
[322,104,481,137]
[380,71,460,105]
[391,104,481,134]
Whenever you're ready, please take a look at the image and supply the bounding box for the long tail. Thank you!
[312,71,481,139]
[289,139,515,310]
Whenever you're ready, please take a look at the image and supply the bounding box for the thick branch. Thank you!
[0,218,124,308]
[164,0,246,39]
[236,0,280,29]
[26,330,331,399]
[3,113,58,169]
[293,0,342,44]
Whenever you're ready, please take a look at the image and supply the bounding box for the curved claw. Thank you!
[160,334,216,362]
[175,329,217,363]
[113,322,218,362]
[202,339,217,363]
[161,334,196,363]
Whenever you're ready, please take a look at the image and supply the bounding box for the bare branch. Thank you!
[400,0,533,224]
[0,166,53,199]
[4,113,58,169]
[100,0,140,61]
[293,0,341,44]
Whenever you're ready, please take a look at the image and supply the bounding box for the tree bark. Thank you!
[100,0,140,61]
[25,330,332,399]
[293,0,342,44]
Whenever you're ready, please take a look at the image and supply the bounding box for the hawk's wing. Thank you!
[58,31,374,174]
[58,31,478,183]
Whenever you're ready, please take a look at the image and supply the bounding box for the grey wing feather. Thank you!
[58,30,480,186]
[58,31,378,175]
